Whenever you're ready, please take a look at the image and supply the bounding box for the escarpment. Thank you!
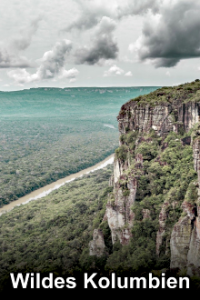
[170,137,200,276]
[89,80,200,277]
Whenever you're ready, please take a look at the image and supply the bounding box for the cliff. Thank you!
[90,79,200,277]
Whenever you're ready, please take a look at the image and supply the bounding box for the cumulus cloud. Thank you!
[36,39,72,79]
[103,64,124,76]
[104,65,133,77]
[132,0,200,67]
[69,78,77,83]
[59,67,79,80]
[75,16,118,65]
[7,40,77,84]
[66,0,159,31]
[128,43,136,53]
[7,68,36,84]
[59,68,79,79]
[124,71,132,76]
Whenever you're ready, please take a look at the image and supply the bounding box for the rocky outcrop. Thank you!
[104,178,137,245]
[156,200,170,256]
[113,158,122,184]
[118,100,200,136]
[89,229,106,257]
[187,218,200,276]
[169,206,200,276]
[170,216,192,271]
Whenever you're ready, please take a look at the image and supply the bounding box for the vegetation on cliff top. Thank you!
[126,79,200,107]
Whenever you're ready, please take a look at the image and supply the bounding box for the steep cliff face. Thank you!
[118,99,199,136]
[170,136,200,276]
[89,80,200,277]
[103,176,137,245]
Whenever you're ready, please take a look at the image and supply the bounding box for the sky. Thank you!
[1,0,200,90]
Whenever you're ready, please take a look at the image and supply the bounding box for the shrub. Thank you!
[115,145,128,161]
[135,142,158,161]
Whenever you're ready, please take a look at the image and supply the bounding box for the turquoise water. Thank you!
[0,86,159,205]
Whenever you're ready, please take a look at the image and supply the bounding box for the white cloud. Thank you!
[7,68,36,84]
[8,40,74,84]
[124,71,132,76]
[59,68,79,79]
[103,64,124,76]
[36,39,72,79]
[69,78,77,83]
[128,43,136,53]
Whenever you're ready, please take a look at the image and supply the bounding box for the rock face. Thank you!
[107,95,200,247]
[89,81,200,276]
[89,229,106,257]
[104,177,137,245]
[170,138,200,276]
[156,200,170,256]
[170,216,192,271]
[118,100,200,136]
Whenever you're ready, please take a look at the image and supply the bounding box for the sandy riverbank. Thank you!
[0,154,114,216]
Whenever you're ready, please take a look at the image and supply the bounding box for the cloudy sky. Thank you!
[1,0,200,90]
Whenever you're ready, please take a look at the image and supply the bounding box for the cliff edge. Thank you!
[90,79,200,277]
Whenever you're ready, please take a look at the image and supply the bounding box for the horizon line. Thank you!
[0,85,163,93]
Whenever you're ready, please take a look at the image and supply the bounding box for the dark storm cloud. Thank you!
[65,0,109,31]
[66,0,159,31]
[74,17,118,65]
[0,47,30,68]
[136,0,200,67]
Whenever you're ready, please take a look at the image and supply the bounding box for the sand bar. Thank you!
[0,154,114,216]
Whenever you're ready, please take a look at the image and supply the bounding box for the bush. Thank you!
[115,145,128,161]
[135,142,158,161]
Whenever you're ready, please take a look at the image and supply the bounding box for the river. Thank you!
[0,154,114,216]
